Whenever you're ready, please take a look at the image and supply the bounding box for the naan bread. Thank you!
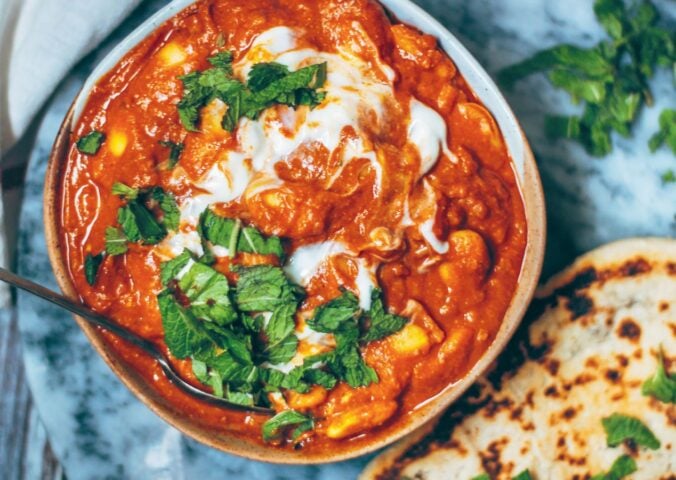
[362,238,676,480]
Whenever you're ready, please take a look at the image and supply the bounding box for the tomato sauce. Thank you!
[59,0,527,452]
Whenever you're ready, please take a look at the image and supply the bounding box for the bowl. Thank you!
[44,0,546,464]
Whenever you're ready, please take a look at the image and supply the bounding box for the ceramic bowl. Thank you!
[44,0,546,464]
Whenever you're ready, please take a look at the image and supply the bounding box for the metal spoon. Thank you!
[0,267,274,415]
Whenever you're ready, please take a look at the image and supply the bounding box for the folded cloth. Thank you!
[0,0,143,153]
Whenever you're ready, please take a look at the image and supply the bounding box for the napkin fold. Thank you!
[1,0,143,153]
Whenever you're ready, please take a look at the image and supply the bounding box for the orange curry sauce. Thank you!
[59,0,526,452]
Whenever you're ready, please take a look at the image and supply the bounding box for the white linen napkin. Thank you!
[1,0,143,153]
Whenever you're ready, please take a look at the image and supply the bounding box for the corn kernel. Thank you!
[158,42,187,66]
[438,262,456,284]
[389,323,430,356]
[263,191,283,207]
[108,130,128,157]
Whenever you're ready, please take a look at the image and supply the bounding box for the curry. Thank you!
[58,0,527,452]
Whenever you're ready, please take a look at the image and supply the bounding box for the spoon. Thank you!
[0,267,274,415]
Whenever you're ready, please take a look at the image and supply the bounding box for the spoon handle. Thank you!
[0,267,160,355]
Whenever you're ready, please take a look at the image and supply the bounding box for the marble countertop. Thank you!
[8,0,676,478]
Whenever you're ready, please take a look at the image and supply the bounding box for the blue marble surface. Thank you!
[16,0,675,479]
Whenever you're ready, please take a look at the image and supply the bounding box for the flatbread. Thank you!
[362,238,676,480]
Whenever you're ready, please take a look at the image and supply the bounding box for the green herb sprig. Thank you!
[499,0,675,157]
[177,51,327,132]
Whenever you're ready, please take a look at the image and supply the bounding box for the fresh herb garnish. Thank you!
[84,253,104,285]
[153,214,407,441]
[104,227,128,256]
[76,131,106,155]
[661,169,676,185]
[234,265,303,312]
[159,140,184,168]
[199,208,284,259]
[108,183,181,250]
[470,475,491,480]
[111,182,138,201]
[361,288,408,342]
[177,50,327,132]
[262,409,314,442]
[590,454,637,480]
[498,0,675,156]
[601,413,661,449]
[512,471,533,480]
[649,109,676,154]
[641,348,676,403]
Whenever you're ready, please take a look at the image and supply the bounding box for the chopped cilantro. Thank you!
[641,348,676,403]
[498,0,675,156]
[159,140,185,168]
[262,410,314,442]
[601,413,661,449]
[84,253,103,285]
[76,131,105,155]
[590,454,637,480]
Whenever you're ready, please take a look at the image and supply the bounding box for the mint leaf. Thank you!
[234,265,303,312]
[76,131,105,155]
[207,51,233,71]
[84,253,103,285]
[238,226,285,258]
[601,413,661,449]
[159,141,184,168]
[104,227,128,256]
[199,208,239,254]
[265,303,296,343]
[361,288,407,342]
[307,289,360,333]
[226,389,254,407]
[177,261,238,326]
[157,290,210,358]
[128,201,167,244]
[177,48,327,133]
[111,182,138,201]
[266,333,298,364]
[160,250,192,286]
[590,454,637,480]
[497,0,675,157]
[339,345,378,388]
[247,62,291,91]
[649,109,676,154]
[150,187,180,231]
[192,358,209,383]
[641,348,676,403]
[262,410,313,442]
[661,170,676,185]
[118,205,142,242]
[512,470,533,480]
[471,475,490,480]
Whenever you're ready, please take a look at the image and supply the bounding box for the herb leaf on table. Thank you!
[499,0,675,157]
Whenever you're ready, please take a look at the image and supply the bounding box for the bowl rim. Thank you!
[43,0,546,465]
